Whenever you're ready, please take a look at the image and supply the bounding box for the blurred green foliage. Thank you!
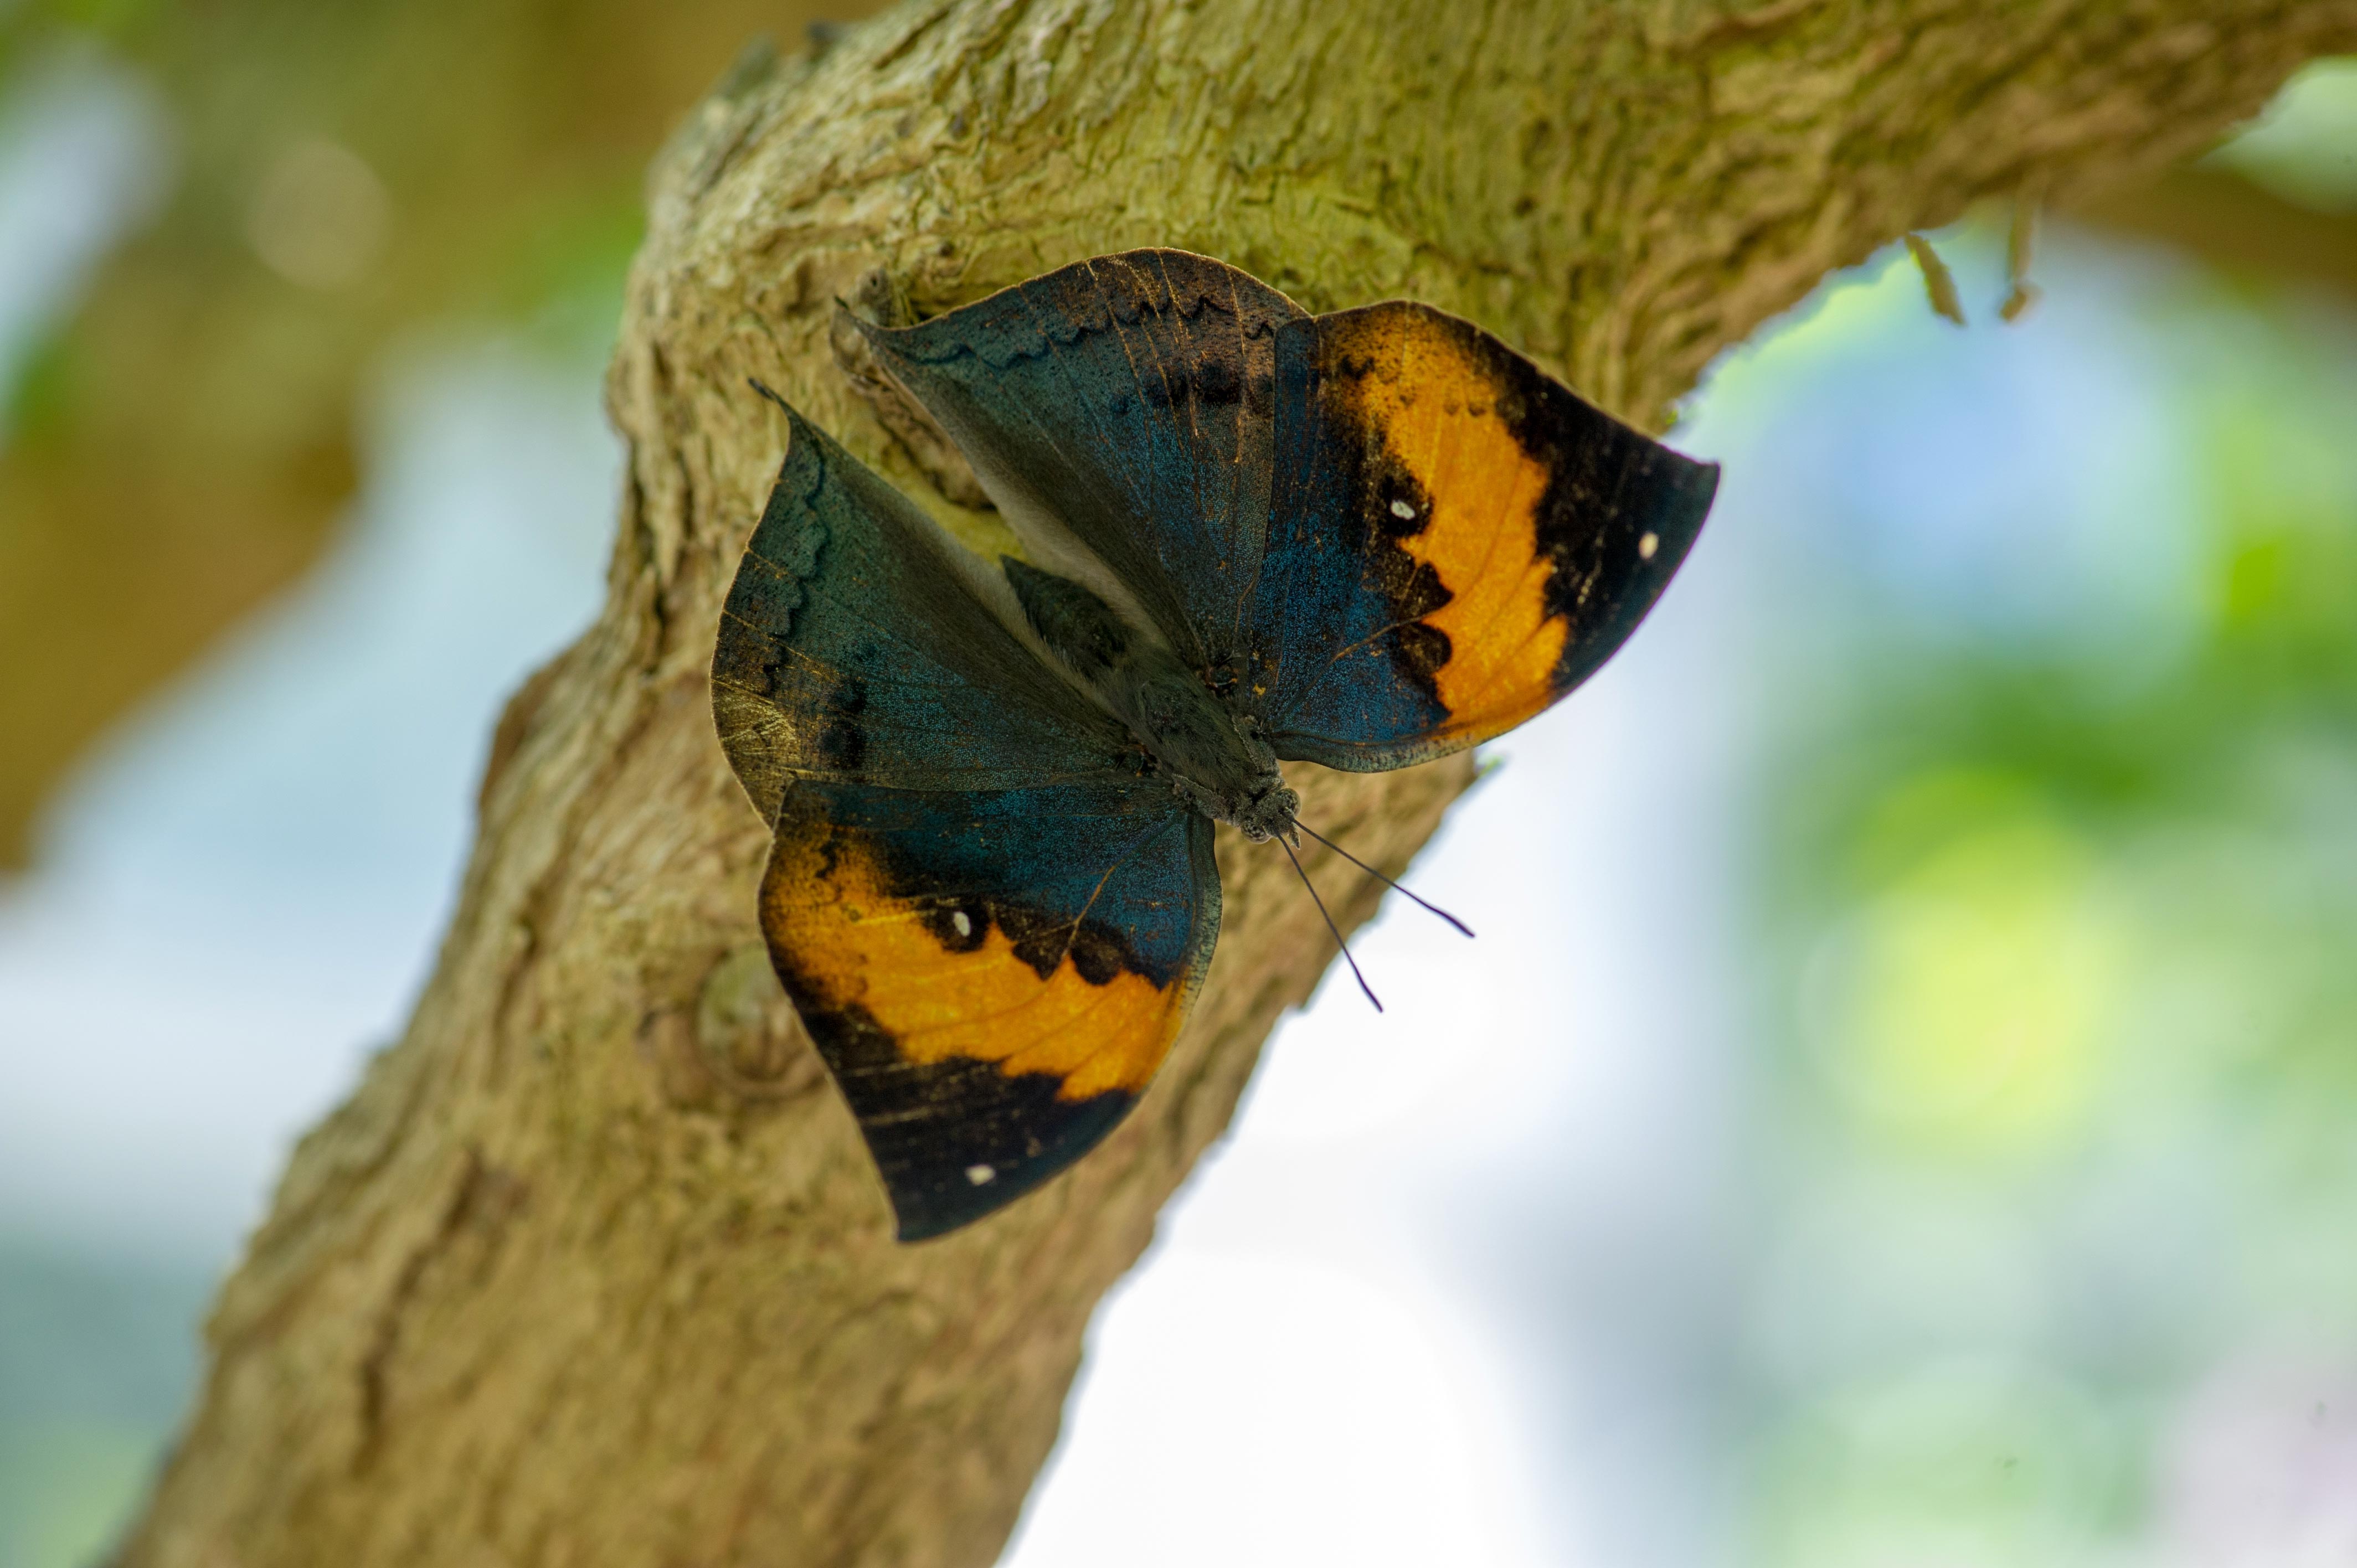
[1738,243,2357,1562]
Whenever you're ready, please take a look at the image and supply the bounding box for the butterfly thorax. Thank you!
[1002,557,1299,843]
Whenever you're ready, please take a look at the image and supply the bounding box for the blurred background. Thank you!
[2,2,2354,1561]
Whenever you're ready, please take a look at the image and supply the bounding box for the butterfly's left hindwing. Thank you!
[1244,302,1719,769]
[764,781,1217,1241]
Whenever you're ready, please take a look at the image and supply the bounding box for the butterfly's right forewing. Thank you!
[1241,302,1718,771]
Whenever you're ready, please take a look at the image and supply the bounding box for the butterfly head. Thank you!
[1161,754,1295,843]
[1226,776,1299,844]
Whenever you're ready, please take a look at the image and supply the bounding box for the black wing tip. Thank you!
[1652,447,1722,556]
[878,1086,1138,1243]
[884,1159,1061,1244]
[892,1206,973,1244]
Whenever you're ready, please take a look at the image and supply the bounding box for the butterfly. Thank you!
[712,249,1718,1240]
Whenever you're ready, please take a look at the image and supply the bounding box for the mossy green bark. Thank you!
[119,2,2357,1564]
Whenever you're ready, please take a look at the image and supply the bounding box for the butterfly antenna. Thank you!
[1279,834,1381,1013]
[1293,818,1474,938]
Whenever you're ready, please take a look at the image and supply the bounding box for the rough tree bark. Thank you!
[119,3,2357,1564]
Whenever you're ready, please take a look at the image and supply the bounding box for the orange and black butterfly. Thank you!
[712,250,1717,1239]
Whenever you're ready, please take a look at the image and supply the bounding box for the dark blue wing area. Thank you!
[1242,302,1719,770]
[862,260,1714,772]
[860,249,1306,673]
[712,395,1218,1239]
[712,399,1142,821]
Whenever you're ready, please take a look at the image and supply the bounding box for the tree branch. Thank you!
[120,3,2357,1564]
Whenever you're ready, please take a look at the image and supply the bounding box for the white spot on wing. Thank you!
[952,910,973,937]
[1638,531,1659,560]
[966,1163,996,1185]
[1389,499,1416,520]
